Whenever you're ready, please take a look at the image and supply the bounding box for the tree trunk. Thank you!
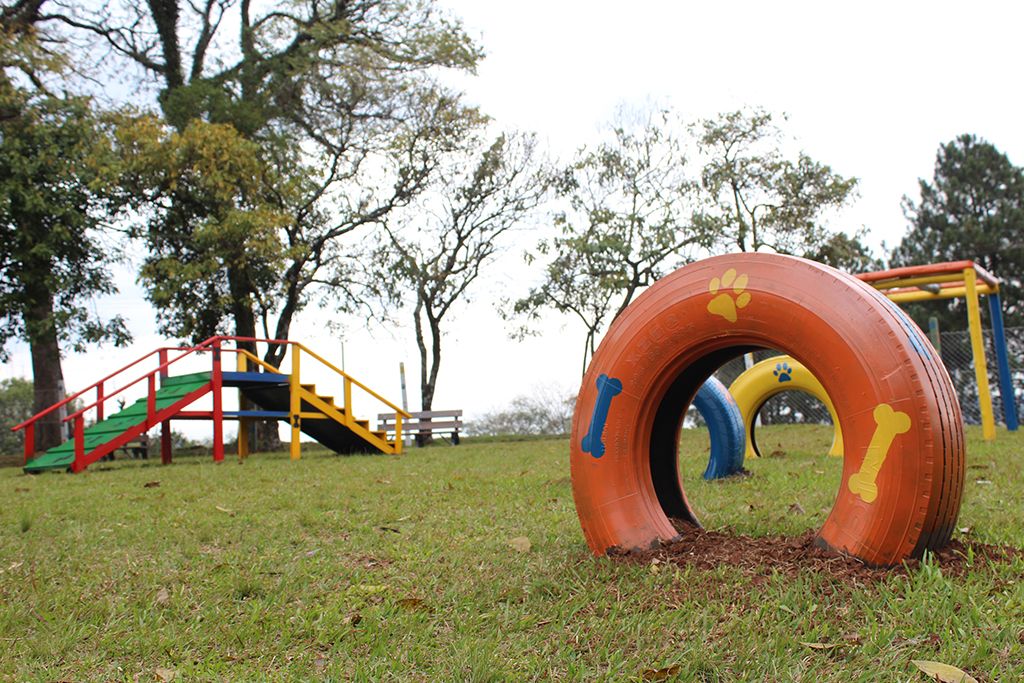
[24,289,67,452]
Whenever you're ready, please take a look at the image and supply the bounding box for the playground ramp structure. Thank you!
[13,336,410,474]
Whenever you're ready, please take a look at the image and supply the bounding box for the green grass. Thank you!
[1,425,1022,681]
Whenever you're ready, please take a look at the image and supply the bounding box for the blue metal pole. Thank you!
[987,292,1018,431]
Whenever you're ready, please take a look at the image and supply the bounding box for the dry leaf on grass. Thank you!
[143,481,160,488]
[642,664,680,681]
[154,668,176,682]
[215,506,235,516]
[397,597,429,611]
[508,536,532,552]
[788,502,806,515]
[911,659,977,682]
[800,641,838,650]
[155,587,170,606]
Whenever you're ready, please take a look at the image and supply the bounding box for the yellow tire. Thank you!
[729,355,843,459]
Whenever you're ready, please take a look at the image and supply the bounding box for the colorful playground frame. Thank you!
[856,260,1018,440]
[12,336,409,472]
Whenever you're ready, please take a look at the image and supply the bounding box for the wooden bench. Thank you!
[377,410,463,445]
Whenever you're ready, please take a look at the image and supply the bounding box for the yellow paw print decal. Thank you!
[707,268,751,323]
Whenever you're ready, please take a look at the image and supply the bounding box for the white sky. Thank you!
[4,1,1024,442]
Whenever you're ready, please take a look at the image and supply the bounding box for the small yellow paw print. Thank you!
[707,268,751,323]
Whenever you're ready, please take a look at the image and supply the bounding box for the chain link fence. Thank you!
[703,327,1024,428]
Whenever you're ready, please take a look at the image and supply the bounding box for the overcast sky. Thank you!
[5,1,1023,441]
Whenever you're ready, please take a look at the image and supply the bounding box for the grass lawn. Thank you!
[1,424,1022,681]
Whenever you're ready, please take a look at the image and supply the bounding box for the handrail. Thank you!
[294,342,411,418]
[229,348,283,375]
[11,336,223,432]
[63,342,218,423]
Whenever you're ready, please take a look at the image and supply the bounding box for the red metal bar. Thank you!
[147,374,156,423]
[212,339,224,462]
[23,423,34,464]
[856,260,999,287]
[158,348,171,464]
[96,382,105,422]
[72,416,85,473]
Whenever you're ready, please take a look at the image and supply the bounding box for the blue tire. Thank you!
[693,377,746,480]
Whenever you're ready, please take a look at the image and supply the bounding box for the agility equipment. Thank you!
[692,377,745,480]
[857,260,1017,440]
[728,355,842,459]
[14,336,409,473]
[572,253,964,567]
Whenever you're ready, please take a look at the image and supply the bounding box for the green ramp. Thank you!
[24,372,212,473]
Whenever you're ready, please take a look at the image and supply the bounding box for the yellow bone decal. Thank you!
[847,403,911,503]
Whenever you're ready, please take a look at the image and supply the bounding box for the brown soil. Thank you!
[610,521,1024,582]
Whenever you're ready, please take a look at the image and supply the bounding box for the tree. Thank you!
[362,130,545,439]
[0,24,131,451]
[803,229,882,273]
[471,385,574,437]
[41,0,483,361]
[893,134,1024,329]
[514,109,712,373]
[695,108,858,254]
[0,377,33,455]
[41,0,483,448]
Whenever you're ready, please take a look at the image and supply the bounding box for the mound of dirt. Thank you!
[610,522,1023,581]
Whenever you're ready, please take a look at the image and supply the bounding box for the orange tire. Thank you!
[571,253,964,567]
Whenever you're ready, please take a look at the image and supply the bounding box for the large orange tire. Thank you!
[571,253,964,567]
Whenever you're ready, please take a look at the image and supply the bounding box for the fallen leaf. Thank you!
[842,632,863,645]
[155,587,170,606]
[788,502,806,515]
[508,536,532,552]
[154,668,176,682]
[14,487,29,493]
[305,549,319,557]
[143,481,160,488]
[376,478,391,485]
[7,561,23,572]
[800,641,838,650]
[958,526,972,535]
[397,597,429,611]
[911,659,977,682]
[768,449,786,458]
[215,506,235,516]
[642,664,681,681]
[344,612,362,626]
[376,526,401,534]
[314,654,328,672]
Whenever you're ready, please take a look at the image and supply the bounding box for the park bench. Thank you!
[377,410,463,446]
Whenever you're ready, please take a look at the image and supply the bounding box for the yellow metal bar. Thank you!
[236,348,282,374]
[869,272,965,290]
[290,346,301,459]
[295,342,411,418]
[236,351,249,461]
[344,377,353,427]
[394,414,403,455]
[964,267,996,441]
[886,283,997,304]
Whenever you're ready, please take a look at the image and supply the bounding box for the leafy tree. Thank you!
[0,377,33,455]
[362,130,545,437]
[893,134,1024,329]
[42,0,483,360]
[471,385,574,437]
[0,24,131,451]
[514,109,712,373]
[695,108,858,254]
[803,229,882,273]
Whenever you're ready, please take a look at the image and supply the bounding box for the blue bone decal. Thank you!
[581,374,623,459]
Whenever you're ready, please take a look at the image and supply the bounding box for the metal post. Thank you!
[987,291,1018,431]
[159,348,171,464]
[212,340,224,461]
[237,350,249,460]
[927,317,942,355]
[289,346,301,460]
[72,415,85,473]
[399,362,410,447]
[963,268,996,440]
